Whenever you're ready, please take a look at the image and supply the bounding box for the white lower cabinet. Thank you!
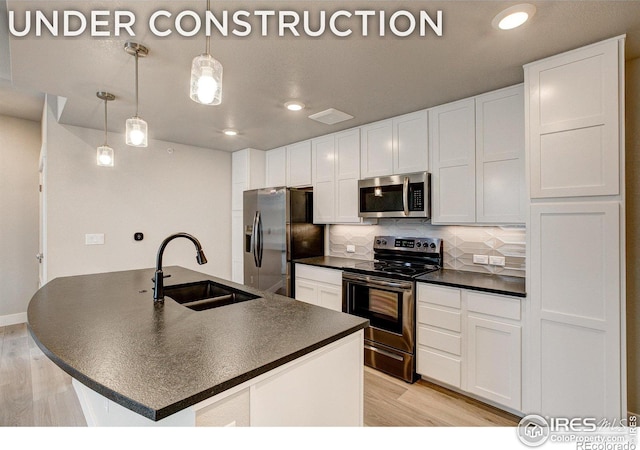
[417,283,523,412]
[294,264,343,312]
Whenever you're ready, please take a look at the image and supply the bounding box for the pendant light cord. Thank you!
[134,51,140,117]
[205,0,211,55]
[103,98,108,145]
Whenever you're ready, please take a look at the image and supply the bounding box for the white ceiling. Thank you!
[3,1,640,152]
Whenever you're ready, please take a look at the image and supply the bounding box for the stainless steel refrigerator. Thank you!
[243,187,325,297]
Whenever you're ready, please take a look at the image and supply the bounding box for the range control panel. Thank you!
[373,236,442,254]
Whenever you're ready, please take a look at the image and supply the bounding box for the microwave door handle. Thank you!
[403,176,410,216]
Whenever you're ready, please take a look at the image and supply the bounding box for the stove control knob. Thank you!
[416,242,422,248]
[430,243,436,249]
[376,239,381,245]
[381,239,387,246]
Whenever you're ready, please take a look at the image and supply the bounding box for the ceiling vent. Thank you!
[308,108,354,125]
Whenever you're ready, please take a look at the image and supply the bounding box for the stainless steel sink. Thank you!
[164,280,260,311]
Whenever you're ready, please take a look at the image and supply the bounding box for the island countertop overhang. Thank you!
[27,266,368,421]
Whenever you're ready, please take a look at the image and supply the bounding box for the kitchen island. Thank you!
[27,266,368,426]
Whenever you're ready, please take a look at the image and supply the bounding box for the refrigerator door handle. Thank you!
[257,212,264,268]
[251,211,260,267]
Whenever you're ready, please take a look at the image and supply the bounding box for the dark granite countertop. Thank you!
[294,255,364,271]
[416,269,526,298]
[27,266,368,421]
[295,256,526,298]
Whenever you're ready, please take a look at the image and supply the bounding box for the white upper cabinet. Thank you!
[526,38,620,198]
[286,140,312,187]
[394,111,429,174]
[360,119,393,178]
[334,130,361,223]
[475,85,525,223]
[429,98,476,224]
[265,147,286,187]
[232,148,265,211]
[312,129,361,224]
[360,110,428,179]
[430,85,526,225]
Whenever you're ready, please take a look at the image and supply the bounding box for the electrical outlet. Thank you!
[489,255,506,267]
[85,233,105,245]
[473,254,489,264]
[346,245,356,253]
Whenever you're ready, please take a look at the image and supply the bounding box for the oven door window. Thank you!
[350,285,403,334]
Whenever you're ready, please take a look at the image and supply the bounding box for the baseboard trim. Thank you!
[0,312,27,327]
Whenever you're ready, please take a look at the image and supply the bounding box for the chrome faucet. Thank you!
[153,232,208,302]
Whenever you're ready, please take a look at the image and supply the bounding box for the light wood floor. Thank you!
[364,366,519,426]
[0,323,86,426]
[0,323,518,427]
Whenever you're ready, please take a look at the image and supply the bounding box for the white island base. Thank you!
[73,330,364,427]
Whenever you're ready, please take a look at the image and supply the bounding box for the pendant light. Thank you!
[190,0,223,105]
[96,91,115,167]
[124,41,149,147]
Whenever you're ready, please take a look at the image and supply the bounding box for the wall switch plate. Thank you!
[85,233,105,245]
[473,254,489,264]
[489,255,506,266]
[346,245,356,253]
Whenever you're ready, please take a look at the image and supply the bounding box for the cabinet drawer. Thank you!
[295,264,342,286]
[417,283,461,308]
[418,325,461,356]
[466,291,521,321]
[417,348,461,388]
[417,305,461,332]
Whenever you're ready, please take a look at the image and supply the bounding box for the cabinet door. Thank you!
[318,284,342,312]
[529,201,621,419]
[360,119,393,178]
[265,147,287,187]
[526,38,620,198]
[393,110,428,174]
[313,181,335,224]
[312,135,336,223]
[287,141,312,187]
[475,85,525,224]
[335,129,361,223]
[467,315,521,410]
[295,279,318,305]
[231,211,243,283]
[429,98,476,224]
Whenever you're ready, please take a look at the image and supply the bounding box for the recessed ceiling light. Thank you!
[223,128,238,136]
[492,4,536,30]
[285,101,305,111]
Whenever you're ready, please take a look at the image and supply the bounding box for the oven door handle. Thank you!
[364,344,404,361]
[402,176,410,216]
[343,275,413,291]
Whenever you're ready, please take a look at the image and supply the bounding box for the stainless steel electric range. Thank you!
[342,236,443,383]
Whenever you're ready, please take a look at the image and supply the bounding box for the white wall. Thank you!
[43,102,232,282]
[0,114,40,323]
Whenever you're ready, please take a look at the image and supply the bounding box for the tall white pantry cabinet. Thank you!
[524,36,626,419]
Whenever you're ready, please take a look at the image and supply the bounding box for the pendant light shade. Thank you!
[125,116,148,147]
[190,53,223,105]
[96,91,115,167]
[190,0,223,105]
[124,42,149,147]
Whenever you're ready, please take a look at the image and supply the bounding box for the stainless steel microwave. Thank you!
[358,172,431,219]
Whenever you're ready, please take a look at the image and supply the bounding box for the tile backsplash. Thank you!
[329,220,526,277]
